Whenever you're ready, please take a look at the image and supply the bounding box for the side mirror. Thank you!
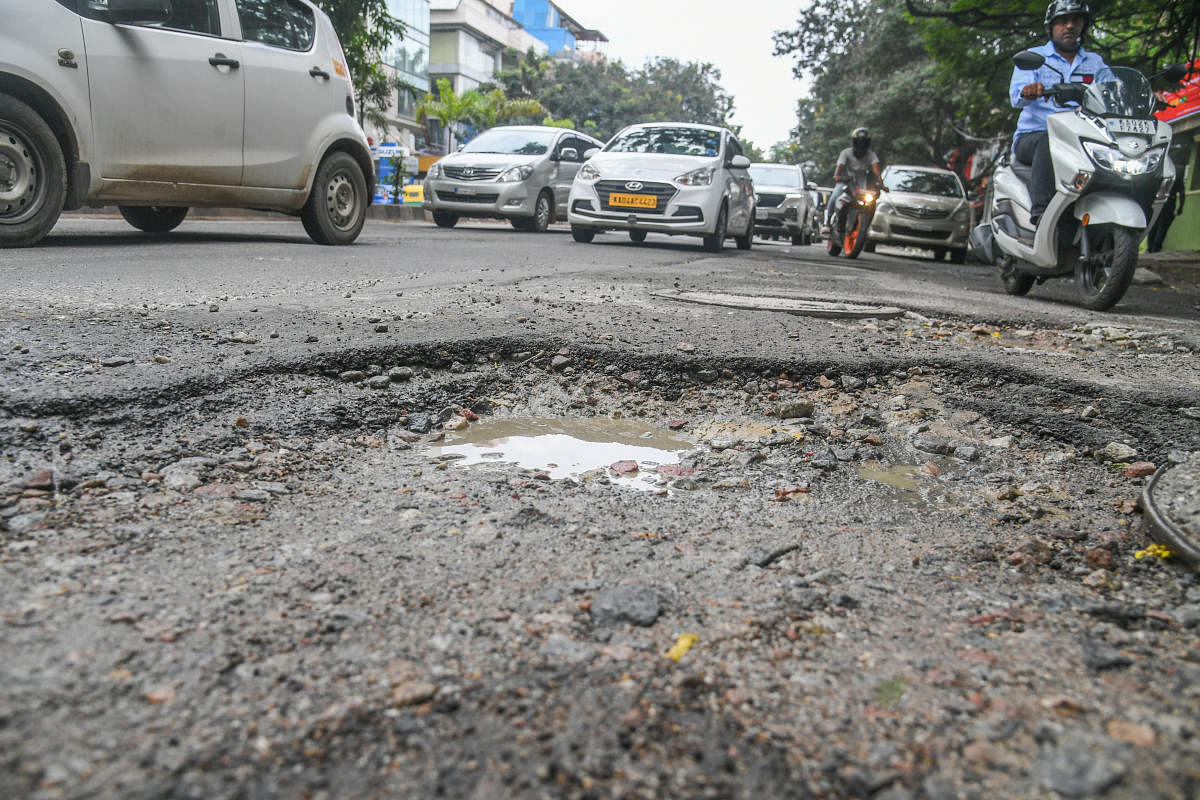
[729,154,751,169]
[805,181,817,191]
[558,147,579,162]
[1012,50,1046,71]
[104,0,172,22]
[1160,63,1190,83]
[583,147,599,160]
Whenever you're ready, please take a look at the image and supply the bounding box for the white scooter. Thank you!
[971,52,1186,310]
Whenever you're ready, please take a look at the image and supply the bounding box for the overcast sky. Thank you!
[553,1,809,149]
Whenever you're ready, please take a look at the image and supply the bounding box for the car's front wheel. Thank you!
[571,225,595,243]
[432,211,459,228]
[949,248,966,264]
[119,206,188,233]
[702,205,727,253]
[734,213,752,250]
[0,94,66,248]
[301,151,367,245]
[629,229,646,243]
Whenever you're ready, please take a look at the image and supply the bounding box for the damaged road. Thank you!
[2,218,1199,799]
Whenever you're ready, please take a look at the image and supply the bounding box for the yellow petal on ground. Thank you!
[665,633,699,662]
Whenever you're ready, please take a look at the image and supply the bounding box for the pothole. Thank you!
[435,417,694,491]
[653,291,905,318]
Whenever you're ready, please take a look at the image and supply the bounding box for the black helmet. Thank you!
[1044,0,1090,35]
[851,127,871,151]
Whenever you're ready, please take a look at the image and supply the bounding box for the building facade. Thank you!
[509,0,607,62]
[428,0,547,95]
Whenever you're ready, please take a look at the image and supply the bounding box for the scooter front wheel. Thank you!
[1076,225,1138,311]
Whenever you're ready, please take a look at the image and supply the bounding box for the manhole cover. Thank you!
[653,291,904,319]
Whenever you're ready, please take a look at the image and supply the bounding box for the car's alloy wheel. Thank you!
[301,152,367,245]
[0,93,66,248]
[531,191,552,232]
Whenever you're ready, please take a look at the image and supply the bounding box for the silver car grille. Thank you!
[443,165,502,181]
[895,204,950,220]
[756,193,785,208]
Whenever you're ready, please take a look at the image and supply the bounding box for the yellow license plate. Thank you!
[608,192,656,209]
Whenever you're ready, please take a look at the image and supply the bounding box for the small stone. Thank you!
[1080,634,1133,670]
[389,366,415,381]
[695,368,719,384]
[366,376,391,390]
[1106,720,1157,747]
[610,460,639,475]
[1080,405,1100,419]
[391,681,438,708]
[269,331,279,339]
[153,355,170,364]
[886,395,908,411]
[1084,548,1114,570]
[620,371,642,386]
[100,357,132,368]
[339,370,365,382]
[840,375,865,390]
[236,489,272,502]
[407,413,432,434]
[1099,442,1138,462]
[676,342,695,352]
[1082,569,1121,591]
[913,434,953,455]
[209,304,219,312]
[24,469,55,490]
[375,324,389,333]
[591,585,660,626]
[667,419,687,430]
[1122,461,1155,478]
[1032,733,1131,797]
[987,435,1013,448]
[954,445,978,461]
[778,400,815,419]
[550,355,571,370]
[305,335,318,343]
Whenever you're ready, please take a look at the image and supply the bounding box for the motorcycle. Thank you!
[826,176,878,259]
[971,51,1187,310]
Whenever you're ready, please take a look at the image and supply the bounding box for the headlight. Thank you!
[952,208,969,223]
[1082,141,1166,176]
[577,163,600,181]
[855,190,876,204]
[497,165,534,183]
[427,162,442,179]
[675,166,714,186]
[876,202,893,215]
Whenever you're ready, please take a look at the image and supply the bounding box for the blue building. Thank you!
[510,0,607,61]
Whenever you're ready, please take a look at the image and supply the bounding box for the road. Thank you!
[2,215,1199,799]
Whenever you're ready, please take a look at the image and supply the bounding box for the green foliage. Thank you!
[415,78,483,151]
[315,0,407,131]
[489,55,737,141]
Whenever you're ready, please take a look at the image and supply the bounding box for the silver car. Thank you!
[423,125,603,231]
[869,165,971,262]
[748,162,818,245]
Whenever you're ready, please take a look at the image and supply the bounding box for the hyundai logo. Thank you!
[625,181,644,191]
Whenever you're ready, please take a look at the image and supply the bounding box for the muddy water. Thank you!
[436,417,694,490]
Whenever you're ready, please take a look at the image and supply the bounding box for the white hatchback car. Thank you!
[566,123,755,252]
[0,0,374,247]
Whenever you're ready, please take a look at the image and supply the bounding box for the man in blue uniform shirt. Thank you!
[1009,0,1111,226]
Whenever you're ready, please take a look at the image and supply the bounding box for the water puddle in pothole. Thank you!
[856,461,950,509]
[435,417,695,491]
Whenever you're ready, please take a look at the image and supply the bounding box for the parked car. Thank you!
[566,122,755,252]
[747,162,818,245]
[0,0,374,247]
[868,165,971,262]
[422,125,603,231]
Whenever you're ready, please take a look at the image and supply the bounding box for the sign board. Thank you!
[371,142,406,158]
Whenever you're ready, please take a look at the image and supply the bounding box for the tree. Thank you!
[415,78,482,153]
[474,89,546,128]
[315,0,407,131]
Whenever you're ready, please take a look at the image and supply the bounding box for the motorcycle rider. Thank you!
[825,127,882,228]
[1010,0,1112,226]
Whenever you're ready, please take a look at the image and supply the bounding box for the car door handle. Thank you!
[209,55,240,69]
[309,67,330,80]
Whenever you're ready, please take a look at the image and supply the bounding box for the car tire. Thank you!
[949,248,966,264]
[863,241,876,253]
[432,211,459,228]
[0,93,66,248]
[791,233,805,246]
[530,190,553,232]
[119,206,189,233]
[629,229,646,243]
[734,214,752,250]
[301,151,367,245]
[571,225,595,243]
[702,205,727,253]
[932,248,947,261]
[510,217,533,231]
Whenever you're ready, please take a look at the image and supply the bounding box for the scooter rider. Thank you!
[825,127,882,227]
[1010,0,1112,226]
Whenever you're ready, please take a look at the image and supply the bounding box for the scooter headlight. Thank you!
[1082,141,1166,176]
[855,189,876,205]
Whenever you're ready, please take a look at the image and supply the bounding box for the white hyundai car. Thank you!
[566,123,755,252]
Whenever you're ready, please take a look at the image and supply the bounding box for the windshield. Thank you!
[884,169,962,198]
[606,127,721,157]
[461,129,558,155]
[1082,66,1153,117]
[749,166,802,187]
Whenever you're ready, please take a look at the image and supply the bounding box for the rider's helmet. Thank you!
[851,127,871,157]
[1043,0,1090,36]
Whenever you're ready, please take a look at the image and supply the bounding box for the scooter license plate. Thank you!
[1105,118,1155,135]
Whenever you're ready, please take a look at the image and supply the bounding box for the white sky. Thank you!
[552,1,810,149]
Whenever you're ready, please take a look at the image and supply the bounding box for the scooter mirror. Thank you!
[1012,50,1046,71]
[1161,62,1190,83]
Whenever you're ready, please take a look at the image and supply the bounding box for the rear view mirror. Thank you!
[583,147,599,159]
[558,147,579,162]
[1012,50,1046,71]
[1160,62,1190,83]
[105,0,172,23]
[805,181,817,191]
[729,154,751,169]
